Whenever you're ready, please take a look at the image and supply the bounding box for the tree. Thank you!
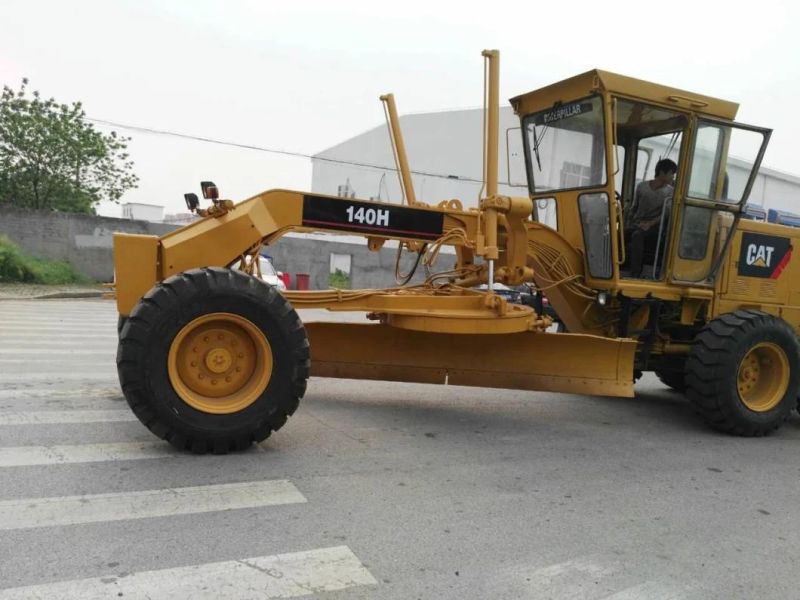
[0,79,138,213]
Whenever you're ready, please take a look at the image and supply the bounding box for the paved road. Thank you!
[1,299,800,599]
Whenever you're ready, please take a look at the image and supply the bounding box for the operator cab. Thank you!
[511,71,770,292]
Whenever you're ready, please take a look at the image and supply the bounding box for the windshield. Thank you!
[523,95,607,193]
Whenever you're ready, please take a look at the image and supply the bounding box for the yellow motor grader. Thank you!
[114,51,800,453]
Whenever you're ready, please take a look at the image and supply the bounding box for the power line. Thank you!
[87,117,527,187]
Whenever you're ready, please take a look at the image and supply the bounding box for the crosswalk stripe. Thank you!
[0,324,111,331]
[0,340,116,346]
[0,480,306,530]
[1,372,117,384]
[0,314,111,317]
[0,359,111,366]
[0,335,117,342]
[0,545,376,599]
[0,387,121,401]
[0,350,109,356]
[0,324,113,329]
[0,442,182,467]
[0,410,136,425]
[0,325,111,331]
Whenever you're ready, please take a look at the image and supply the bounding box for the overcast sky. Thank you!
[2,0,798,217]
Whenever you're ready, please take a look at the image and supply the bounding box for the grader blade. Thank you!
[305,323,637,398]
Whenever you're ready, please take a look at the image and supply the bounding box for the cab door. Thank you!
[669,119,771,285]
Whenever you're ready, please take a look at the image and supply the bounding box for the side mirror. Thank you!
[184,193,199,212]
[200,181,219,201]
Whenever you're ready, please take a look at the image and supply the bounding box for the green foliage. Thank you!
[328,269,351,289]
[0,235,89,284]
[0,79,138,213]
[0,235,35,282]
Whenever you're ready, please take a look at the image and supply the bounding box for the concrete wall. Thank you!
[0,207,431,288]
[0,207,177,282]
[268,235,430,290]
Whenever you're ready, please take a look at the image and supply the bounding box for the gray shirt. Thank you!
[631,181,673,226]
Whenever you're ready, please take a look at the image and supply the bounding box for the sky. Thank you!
[1,0,799,217]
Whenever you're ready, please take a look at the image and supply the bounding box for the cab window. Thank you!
[523,96,607,193]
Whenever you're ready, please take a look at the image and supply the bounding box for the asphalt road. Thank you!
[1,298,800,599]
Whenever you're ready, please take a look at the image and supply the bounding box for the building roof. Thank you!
[122,202,164,209]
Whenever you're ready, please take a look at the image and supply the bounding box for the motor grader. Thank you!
[114,50,800,454]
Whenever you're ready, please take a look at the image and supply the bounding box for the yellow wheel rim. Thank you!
[168,313,272,414]
[737,342,789,412]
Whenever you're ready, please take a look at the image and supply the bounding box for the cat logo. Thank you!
[738,233,792,279]
[745,244,774,268]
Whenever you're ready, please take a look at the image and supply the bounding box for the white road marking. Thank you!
[601,581,690,599]
[526,556,613,586]
[0,480,307,530]
[513,556,622,600]
[0,442,181,467]
[0,545,376,599]
[0,410,136,425]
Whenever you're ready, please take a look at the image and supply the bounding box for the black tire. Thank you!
[117,267,309,454]
[117,315,128,337]
[655,368,686,392]
[685,310,799,436]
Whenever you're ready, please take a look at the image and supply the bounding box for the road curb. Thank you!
[0,290,105,300]
[34,291,105,299]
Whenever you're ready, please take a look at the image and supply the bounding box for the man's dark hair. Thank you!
[655,158,678,176]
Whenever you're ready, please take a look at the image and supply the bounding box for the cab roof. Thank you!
[510,69,738,121]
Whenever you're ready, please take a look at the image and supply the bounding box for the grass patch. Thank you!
[328,269,350,289]
[0,236,91,284]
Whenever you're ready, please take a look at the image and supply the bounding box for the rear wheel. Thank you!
[685,310,799,436]
[117,267,309,453]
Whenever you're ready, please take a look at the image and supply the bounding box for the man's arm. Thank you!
[628,182,643,224]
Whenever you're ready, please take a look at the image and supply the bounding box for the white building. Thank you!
[311,107,800,214]
[163,212,200,226]
[121,202,164,222]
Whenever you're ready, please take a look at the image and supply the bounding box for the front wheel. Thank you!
[685,310,799,436]
[117,267,309,453]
